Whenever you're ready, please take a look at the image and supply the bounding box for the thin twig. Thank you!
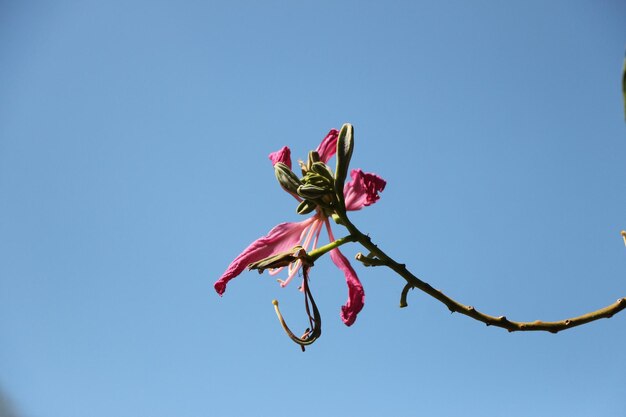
[343,213,626,333]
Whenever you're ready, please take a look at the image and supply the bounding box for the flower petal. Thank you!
[269,146,292,169]
[343,169,387,211]
[214,217,316,295]
[316,129,339,163]
[325,220,365,326]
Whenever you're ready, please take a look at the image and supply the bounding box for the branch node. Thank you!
[355,252,386,267]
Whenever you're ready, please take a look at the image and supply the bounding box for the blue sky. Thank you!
[1,1,625,416]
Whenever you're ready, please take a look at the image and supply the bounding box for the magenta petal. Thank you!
[269,146,292,169]
[343,169,387,211]
[214,217,315,295]
[325,219,364,326]
[329,247,365,326]
[316,129,339,163]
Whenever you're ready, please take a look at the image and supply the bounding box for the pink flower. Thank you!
[214,129,386,326]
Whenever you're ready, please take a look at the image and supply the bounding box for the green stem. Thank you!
[338,210,626,333]
[308,234,356,261]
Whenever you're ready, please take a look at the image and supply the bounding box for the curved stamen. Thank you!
[311,218,323,252]
[271,266,322,350]
[279,218,324,287]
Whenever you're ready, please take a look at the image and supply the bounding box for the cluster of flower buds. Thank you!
[273,124,354,218]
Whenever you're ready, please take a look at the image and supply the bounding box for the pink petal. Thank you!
[316,129,339,163]
[343,169,387,211]
[325,220,365,326]
[269,146,292,169]
[214,217,316,295]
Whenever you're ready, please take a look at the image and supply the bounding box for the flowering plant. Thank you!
[215,123,626,350]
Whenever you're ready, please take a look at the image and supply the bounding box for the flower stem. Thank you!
[308,234,356,261]
[338,210,626,333]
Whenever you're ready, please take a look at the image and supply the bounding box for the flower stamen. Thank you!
[271,266,321,351]
[277,216,324,288]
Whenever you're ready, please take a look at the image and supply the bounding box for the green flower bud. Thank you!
[274,162,301,195]
[296,199,317,215]
[302,171,332,188]
[310,162,335,183]
[307,150,321,170]
[297,184,329,200]
[335,123,354,206]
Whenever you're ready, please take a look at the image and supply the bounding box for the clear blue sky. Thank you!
[1,1,625,416]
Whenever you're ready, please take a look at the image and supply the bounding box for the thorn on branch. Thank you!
[399,283,414,308]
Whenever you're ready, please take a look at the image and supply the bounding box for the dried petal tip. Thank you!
[214,281,226,296]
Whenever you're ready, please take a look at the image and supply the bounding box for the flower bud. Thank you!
[297,184,330,200]
[310,162,335,183]
[335,123,354,206]
[302,171,332,188]
[307,150,321,169]
[274,162,301,195]
[296,199,317,215]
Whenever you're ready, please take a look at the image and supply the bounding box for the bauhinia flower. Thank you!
[214,124,386,346]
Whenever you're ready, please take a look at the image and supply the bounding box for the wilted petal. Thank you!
[214,217,316,295]
[343,169,387,211]
[325,220,365,326]
[316,129,339,163]
[269,146,292,169]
